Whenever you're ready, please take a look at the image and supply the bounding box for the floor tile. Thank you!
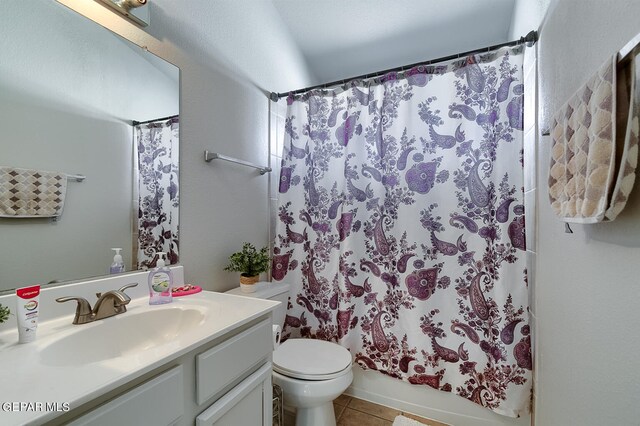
[334,394,352,406]
[334,402,346,421]
[401,411,450,426]
[337,408,392,426]
[283,410,296,426]
[347,398,401,421]
[285,393,448,426]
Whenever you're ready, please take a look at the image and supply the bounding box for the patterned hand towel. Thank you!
[604,53,640,220]
[548,55,619,223]
[0,166,68,218]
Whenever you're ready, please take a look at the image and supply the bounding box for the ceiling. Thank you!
[148,0,518,92]
[272,0,517,84]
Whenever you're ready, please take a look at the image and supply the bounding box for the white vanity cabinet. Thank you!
[195,319,273,425]
[67,367,185,426]
[58,317,273,426]
[196,363,272,426]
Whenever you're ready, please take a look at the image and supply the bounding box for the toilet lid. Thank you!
[273,339,352,380]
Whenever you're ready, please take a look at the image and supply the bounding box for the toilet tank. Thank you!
[225,282,290,328]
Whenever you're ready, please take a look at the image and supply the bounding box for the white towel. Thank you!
[0,166,67,218]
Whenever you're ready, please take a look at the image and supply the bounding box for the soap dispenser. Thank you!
[110,248,125,274]
[148,252,173,305]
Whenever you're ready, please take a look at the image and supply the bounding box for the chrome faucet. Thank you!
[56,283,138,325]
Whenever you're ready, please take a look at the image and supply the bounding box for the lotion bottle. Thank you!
[148,252,173,305]
[110,248,125,274]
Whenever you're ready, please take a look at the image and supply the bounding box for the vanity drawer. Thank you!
[68,366,183,426]
[196,319,272,405]
[196,363,271,426]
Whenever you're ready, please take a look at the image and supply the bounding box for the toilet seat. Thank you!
[273,339,352,381]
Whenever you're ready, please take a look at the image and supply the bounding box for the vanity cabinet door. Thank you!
[196,363,272,426]
[68,366,183,426]
[196,318,271,404]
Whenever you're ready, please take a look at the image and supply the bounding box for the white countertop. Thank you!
[0,291,278,425]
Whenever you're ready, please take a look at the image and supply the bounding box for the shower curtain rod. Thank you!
[132,114,179,126]
[270,30,538,101]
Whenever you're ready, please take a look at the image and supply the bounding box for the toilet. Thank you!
[226,282,353,426]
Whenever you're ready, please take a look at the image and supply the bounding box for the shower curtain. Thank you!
[134,116,179,269]
[273,46,531,417]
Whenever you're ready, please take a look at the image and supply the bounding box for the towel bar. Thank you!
[65,174,85,182]
[204,150,272,175]
[619,32,640,62]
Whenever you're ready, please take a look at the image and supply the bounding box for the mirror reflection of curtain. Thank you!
[134,116,179,269]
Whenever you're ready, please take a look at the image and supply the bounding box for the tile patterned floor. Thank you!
[283,393,449,426]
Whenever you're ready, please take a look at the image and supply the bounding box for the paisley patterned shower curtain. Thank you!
[272,46,531,417]
[134,117,179,269]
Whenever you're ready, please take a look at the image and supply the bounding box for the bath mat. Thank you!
[392,415,428,426]
[548,54,618,223]
[0,166,67,218]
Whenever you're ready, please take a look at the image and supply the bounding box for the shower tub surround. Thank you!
[0,268,278,425]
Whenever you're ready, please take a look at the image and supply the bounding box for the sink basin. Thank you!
[39,306,206,366]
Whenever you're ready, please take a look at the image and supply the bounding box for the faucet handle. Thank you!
[56,296,92,313]
[110,283,137,315]
[114,283,137,306]
[118,282,138,293]
[56,297,93,325]
[96,283,138,299]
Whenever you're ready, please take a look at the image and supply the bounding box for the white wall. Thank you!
[507,0,551,40]
[0,0,177,290]
[55,0,314,292]
[536,1,640,425]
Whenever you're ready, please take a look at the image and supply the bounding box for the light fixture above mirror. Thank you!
[95,0,150,27]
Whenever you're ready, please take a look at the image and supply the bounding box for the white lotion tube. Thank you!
[16,285,40,343]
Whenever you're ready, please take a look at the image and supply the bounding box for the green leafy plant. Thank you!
[0,304,10,324]
[224,243,270,277]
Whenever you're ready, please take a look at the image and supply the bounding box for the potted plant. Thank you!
[0,304,10,324]
[224,242,270,293]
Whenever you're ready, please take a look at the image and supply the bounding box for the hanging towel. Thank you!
[0,166,68,218]
[604,53,640,220]
[548,55,620,223]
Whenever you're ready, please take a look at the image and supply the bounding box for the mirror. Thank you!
[0,0,179,293]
